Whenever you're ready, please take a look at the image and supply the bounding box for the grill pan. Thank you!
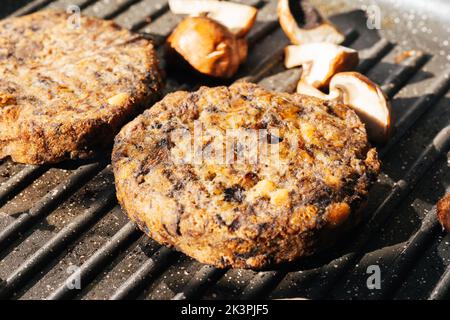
[0,0,449,300]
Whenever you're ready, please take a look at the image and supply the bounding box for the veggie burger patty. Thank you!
[0,10,163,164]
[112,82,380,269]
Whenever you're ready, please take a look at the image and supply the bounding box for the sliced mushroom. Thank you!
[166,16,248,79]
[168,0,258,37]
[437,193,450,233]
[285,43,359,89]
[331,73,391,143]
[297,72,391,144]
[277,0,345,45]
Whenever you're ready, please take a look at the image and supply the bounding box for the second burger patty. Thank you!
[0,10,163,164]
[112,82,380,269]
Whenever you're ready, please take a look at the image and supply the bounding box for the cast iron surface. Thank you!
[0,0,449,300]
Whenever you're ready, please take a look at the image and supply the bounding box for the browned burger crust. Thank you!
[112,82,380,269]
[0,10,163,164]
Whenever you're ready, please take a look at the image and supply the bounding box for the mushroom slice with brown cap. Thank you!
[297,72,392,144]
[331,72,391,144]
[168,0,258,37]
[285,43,359,89]
[277,0,345,45]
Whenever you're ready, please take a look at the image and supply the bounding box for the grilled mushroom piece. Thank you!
[297,72,392,144]
[168,0,257,37]
[437,194,450,233]
[285,42,359,89]
[277,0,345,45]
[166,16,248,79]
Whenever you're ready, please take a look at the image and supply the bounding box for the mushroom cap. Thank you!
[285,43,359,89]
[277,0,345,45]
[166,16,247,79]
[168,0,258,37]
[330,72,392,144]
